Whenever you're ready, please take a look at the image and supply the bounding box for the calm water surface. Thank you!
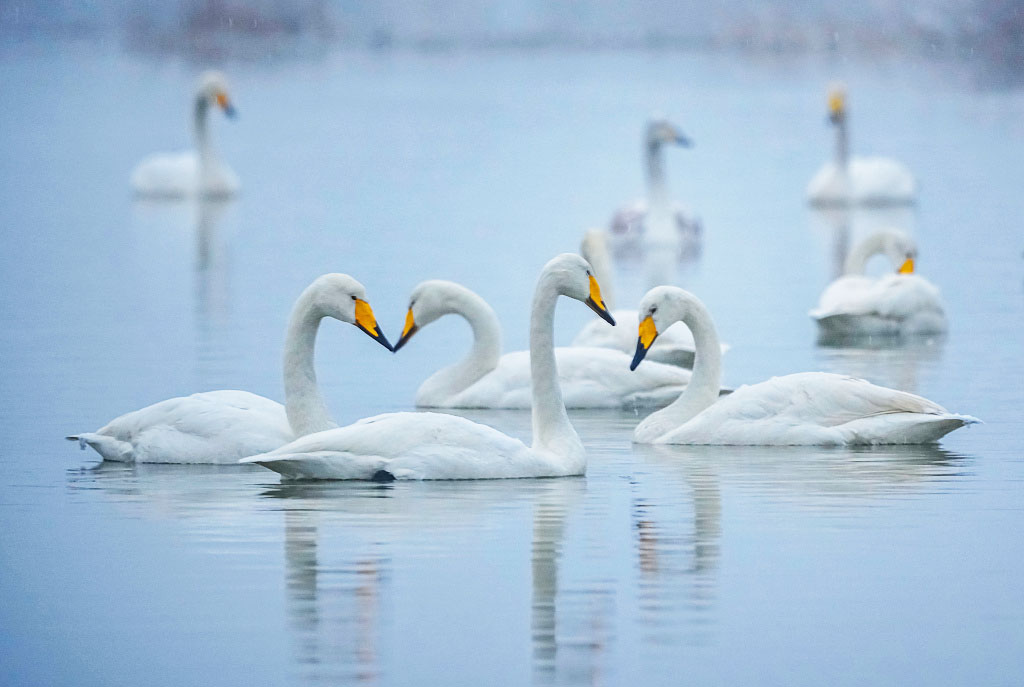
[1,45,1022,686]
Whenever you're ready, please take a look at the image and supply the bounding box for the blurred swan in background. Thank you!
[608,117,701,260]
[630,286,976,445]
[394,270,694,409]
[572,228,727,368]
[241,254,614,480]
[807,84,916,207]
[68,274,393,463]
[810,228,947,340]
[131,70,240,198]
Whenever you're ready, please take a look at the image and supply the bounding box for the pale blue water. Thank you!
[1,45,1022,686]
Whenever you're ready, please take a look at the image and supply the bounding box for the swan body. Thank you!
[241,253,616,480]
[395,279,691,409]
[807,85,916,207]
[68,274,393,464]
[131,71,240,199]
[631,286,976,445]
[608,118,701,260]
[811,229,947,338]
[573,228,725,367]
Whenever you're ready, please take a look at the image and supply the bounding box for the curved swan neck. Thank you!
[282,285,337,437]
[636,296,722,441]
[419,285,502,397]
[843,230,898,275]
[529,272,580,454]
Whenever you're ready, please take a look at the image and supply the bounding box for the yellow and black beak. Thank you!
[216,92,237,118]
[354,299,393,351]
[394,308,419,352]
[898,257,914,274]
[586,274,616,326]
[630,315,659,370]
[827,91,845,124]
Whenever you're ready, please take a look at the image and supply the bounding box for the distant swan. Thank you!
[572,227,727,368]
[608,117,701,260]
[241,253,615,480]
[68,274,393,463]
[631,286,976,445]
[810,228,947,339]
[131,70,240,199]
[393,274,691,409]
[807,85,915,207]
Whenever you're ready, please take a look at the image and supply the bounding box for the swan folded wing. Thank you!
[659,372,970,445]
[131,152,199,197]
[554,347,690,409]
[94,391,291,463]
[241,411,565,480]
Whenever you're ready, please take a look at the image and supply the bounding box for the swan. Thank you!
[807,84,916,207]
[240,253,615,480]
[393,275,693,409]
[67,274,393,463]
[810,229,947,339]
[608,118,701,260]
[131,70,240,199]
[630,286,977,445]
[571,227,727,368]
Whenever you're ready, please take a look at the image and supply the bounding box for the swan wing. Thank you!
[131,152,200,198]
[73,390,292,463]
[445,348,689,409]
[807,158,916,205]
[812,275,946,335]
[657,372,976,445]
[241,411,577,480]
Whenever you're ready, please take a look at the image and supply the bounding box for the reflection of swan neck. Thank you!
[282,284,337,437]
[637,296,722,440]
[530,273,579,454]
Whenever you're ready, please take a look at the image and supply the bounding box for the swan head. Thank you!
[878,229,917,274]
[544,253,616,326]
[197,70,237,119]
[645,117,692,149]
[308,273,393,351]
[827,83,847,125]
[631,285,693,370]
[394,279,467,352]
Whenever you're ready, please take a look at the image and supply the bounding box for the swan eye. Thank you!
[650,307,658,315]
[351,295,358,301]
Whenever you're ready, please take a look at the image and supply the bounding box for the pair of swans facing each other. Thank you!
[810,229,947,341]
[131,70,240,199]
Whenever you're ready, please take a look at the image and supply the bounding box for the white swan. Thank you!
[572,227,727,368]
[240,253,615,480]
[807,84,916,207]
[630,286,976,445]
[393,276,693,409]
[608,118,701,260]
[810,229,947,339]
[67,274,393,463]
[131,70,240,199]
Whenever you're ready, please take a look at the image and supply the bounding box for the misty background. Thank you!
[2,0,1021,84]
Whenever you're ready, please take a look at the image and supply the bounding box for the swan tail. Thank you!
[241,452,390,481]
[67,432,134,461]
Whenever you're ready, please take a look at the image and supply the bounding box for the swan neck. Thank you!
[833,115,849,171]
[282,287,336,437]
[637,299,721,441]
[529,275,579,454]
[193,96,212,157]
[844,231,890,275]
[645,142,669,204]
[420,287,502,398]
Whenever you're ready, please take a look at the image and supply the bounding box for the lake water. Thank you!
[1,44,1022,686]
